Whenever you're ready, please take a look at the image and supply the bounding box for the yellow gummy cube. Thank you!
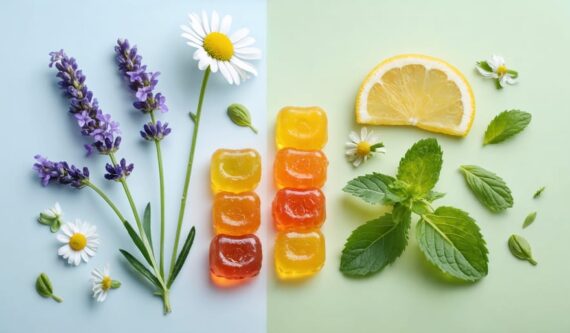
[210,148,261,193]
[276,106,328,150]
[274,230,325,280]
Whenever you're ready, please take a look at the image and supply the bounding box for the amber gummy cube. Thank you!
[213,192,260,235]
[210,148,261,193]
[275,106,328,150]
[210,234,262,280]
[274,148,328,189]
[274,230,325,280]
[272,188,325,231]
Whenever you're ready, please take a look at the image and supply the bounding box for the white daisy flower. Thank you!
[476,55,518,88]
[345,127,385,167]
[91,265,121,302]
[57,219,99,266]
[38,202,64,232]
[181,11,261,85]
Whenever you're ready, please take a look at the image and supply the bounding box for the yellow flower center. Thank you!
[356,141,371,156]
[69,233,87,251]
[203,32,234,61]
[102,276,112,291]
[497,65,508,77]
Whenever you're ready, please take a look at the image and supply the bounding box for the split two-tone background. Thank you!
[1,0,569,332]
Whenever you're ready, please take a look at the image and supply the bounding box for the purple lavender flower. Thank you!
[104,158,134,181]
[140,121,172,141]
[115,39,169,114]
[49,50,121,154]
[33,155,90,188]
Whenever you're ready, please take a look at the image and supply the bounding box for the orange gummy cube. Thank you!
[276,106,328,150]
[210,149,261,193]
[274,148,328,189]
[274,230,325,280]
[213,192,260,235]
[272,188,326,231]
[210,234,262,281]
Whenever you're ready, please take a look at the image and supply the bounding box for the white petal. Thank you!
[98,291,107,302]
[198,56,211,70]
[230,57,257,76]
[201,11,210,34]
[219,62,234,84]
[476,65,496,77]
[353,157,363,167]
[210,60,219,73]
[61,223,73,236]
[499,75,509,87]
[345,148,357,156]
[193,48,206,61]
[348,131,359,143]
[488,55,504,71]
[56,233,70,243]
[227,63,241,85]
[73,252,81,266]
[234,48,261,60]
[211,11,219,32]
[188,13,206,38]
[504,75,517,85]
[345,142,357,148]
[230,28,250,43]
[220,15,232,34]
[58,244,70,256]
[182,32,202,46]
[53,202,62,215]
[234,36,255,49]
[360,127,368,141]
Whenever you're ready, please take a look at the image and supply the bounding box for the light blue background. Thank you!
[0,1,267,332]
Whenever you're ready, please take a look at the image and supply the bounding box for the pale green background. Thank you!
[268,0,570,332]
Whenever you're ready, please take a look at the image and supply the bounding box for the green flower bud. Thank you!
[227,103,257,134]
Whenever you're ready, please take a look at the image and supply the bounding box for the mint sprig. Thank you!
[483,110,531,145]
[459,165,513,212]
[341,138,489,282]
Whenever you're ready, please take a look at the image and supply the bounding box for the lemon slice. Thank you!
[356,54,475,136]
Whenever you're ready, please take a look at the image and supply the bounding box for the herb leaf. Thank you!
[397,138,443,198]
[340,204,411,276]
[119,249,160,287]
[343,172,402,205]
[122,221,153,266]
[167,226,196,288]
[508,235,537,265]
[522,212,537,229]
[533,186,545,199]
[35,273,63,303]
[142,203,153,251]
[416,206,488,281]
[459,165,513,212]
[483,110,532,145]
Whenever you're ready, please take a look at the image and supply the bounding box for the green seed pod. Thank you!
[508,234,537,265]
[35,273,63,303]
[227,103,257,134]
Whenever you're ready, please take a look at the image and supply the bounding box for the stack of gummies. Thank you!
[209,148,263,285]
[273,106,328,280]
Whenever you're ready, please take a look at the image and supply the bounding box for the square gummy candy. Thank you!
[210,234,262,281]
[274,230,325,280]
[213,192,260,235]
[211,149,261,193]
[276,106,328,150]
[272,188,325,231]
[274,148,328,189]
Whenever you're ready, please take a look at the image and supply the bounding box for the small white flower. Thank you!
[345,127,385,167]
[476,55,518,88]
[57,219,99,266]
[181,11,262,85]
[91,265,121,302]
[38,202,64,233]
[43,202,62,218]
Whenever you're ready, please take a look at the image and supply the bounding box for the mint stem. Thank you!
[51,294,63,303]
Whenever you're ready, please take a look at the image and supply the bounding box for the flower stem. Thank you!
[85,181,127,223]
[161,288,171,314]
[168,67,211,280]
[51,294,63,303]
[150,112,167,277]
[109,153,143,233]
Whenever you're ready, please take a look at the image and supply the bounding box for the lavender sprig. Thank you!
[33,155,89,188]
[141,121,171,141]
[115,39,168,114]
[104,158,134,181]
[49,50,121,155]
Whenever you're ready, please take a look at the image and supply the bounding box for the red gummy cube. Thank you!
[209,234,262,280]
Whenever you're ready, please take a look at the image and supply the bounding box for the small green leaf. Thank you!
[416,206,489,281]
[522,212,537,229]
[483,110,532,145]
[533,186,545,199]
[411,200,432,215]
[508,235,537,265]
[111,280,122,289]
[459,165,513,212]
[425,191,446,202]
[167,226,196,287]
[189,111,197,123]
[227,103,258,134]
[397,138,443,198]
[476,61,493,72]
[35,273,62,303]
[143,203,153,250]
[340,204,411,276]
[122,221,153,266]
[119,249,160,287]
[343,173,402,205]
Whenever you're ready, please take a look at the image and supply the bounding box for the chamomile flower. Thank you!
[91,265,121,302]
[181,11,261,85]
[57,219,99,266]
[345,127,385,167]
[38,202,64,232]
[476,55,518,89]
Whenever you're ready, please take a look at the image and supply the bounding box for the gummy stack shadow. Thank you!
[273,106,328,280]
[209,149,263,286]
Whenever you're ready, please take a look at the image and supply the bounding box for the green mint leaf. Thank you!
[343,173,403,205]
[167,226,196,288]
[533,186,545,199]
[522,212,537,229]
[508,235,537,265]
[397,138,443,198]
[411,200,432,215]
[340,204,411,276]
[459,165,513,212]
[416,206,489,281]
[483,110,531,145]
[425,191,446,202]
